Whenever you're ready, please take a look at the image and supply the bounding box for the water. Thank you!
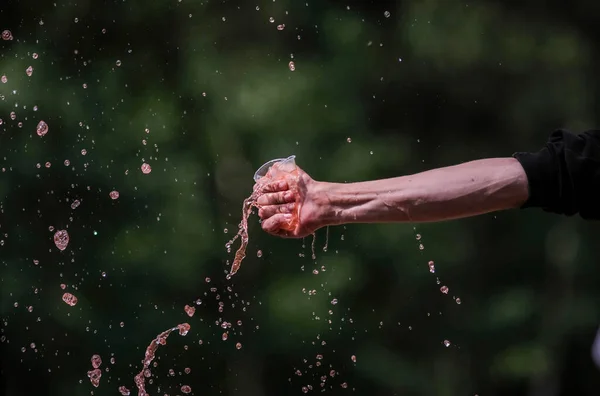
[225,192,257,278]
[133,323,191,396]
[226,161,300,278]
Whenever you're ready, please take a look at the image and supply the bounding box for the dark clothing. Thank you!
[512,129,600,220]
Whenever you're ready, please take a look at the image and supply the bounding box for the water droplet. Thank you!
[184,304,195,317]
[36,121,48,136]
[440,286,448,294]
[288,61,295,71]
[269,17,275,23]
[346,137,352,143]
[456,297,461,304]
[384,11,391,18]
[91,354,102,369]
[25,66,33,77]
[115,60,121,67]
[62,292,78,306]
[64,159,70,166]
[70,200,81,210]
[141,163,151,174]
[443,340,451,347]
[235,342,242,349]
[109,190,119,200]
[81,149,87,155]
[181,385,192,394]
[331,298,338,305]
[0,75,6,84]
[87,368,101,387]
[177,323,191,336]
[257,250,263,257]
[428,260,435,273]
[277,24,285,30]
[1,30,12,40]
[53,230,69,251]
[351,355,357,362]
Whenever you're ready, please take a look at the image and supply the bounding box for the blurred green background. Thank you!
[1,0,600,395]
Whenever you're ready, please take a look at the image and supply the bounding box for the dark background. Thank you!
[1,0,599,395]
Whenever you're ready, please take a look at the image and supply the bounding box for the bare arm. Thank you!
[313,157,529,224]
[257,129,599,237]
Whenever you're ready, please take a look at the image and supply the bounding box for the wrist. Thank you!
[308,181,342,227]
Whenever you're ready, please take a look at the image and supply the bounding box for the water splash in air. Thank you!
[53,230,69,250]
[36,120,49,136]
[133,323,191,396]
[226,159,300,278]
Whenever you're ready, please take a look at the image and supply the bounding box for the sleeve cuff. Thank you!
[512,148,555,210]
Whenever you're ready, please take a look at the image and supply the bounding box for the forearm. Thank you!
[315,158,529,224]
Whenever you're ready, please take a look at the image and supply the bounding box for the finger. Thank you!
[256,190,295,206]
[258,203,295,219]
[260,180,289,193]
[261,213,293,233]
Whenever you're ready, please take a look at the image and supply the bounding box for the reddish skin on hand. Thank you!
[255,166,326,238]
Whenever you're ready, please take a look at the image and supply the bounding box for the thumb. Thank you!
[261,213,293,233]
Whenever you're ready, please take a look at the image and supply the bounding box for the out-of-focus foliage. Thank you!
[1,0,599,395]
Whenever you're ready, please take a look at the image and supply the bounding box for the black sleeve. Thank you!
[512,129,600,220]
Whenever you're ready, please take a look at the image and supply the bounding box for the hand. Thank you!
[255,166,325,238]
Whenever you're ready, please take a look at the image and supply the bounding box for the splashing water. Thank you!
[87,368,102,387]
[133,323,190,396]
[91,354,102,369]
[141,163,151,174]
[226,160,301,278]
[225,191,260,279]
[62,292,78,306]
[36,120,48,136]
[53,229,69,250]
[184,304,195,317]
